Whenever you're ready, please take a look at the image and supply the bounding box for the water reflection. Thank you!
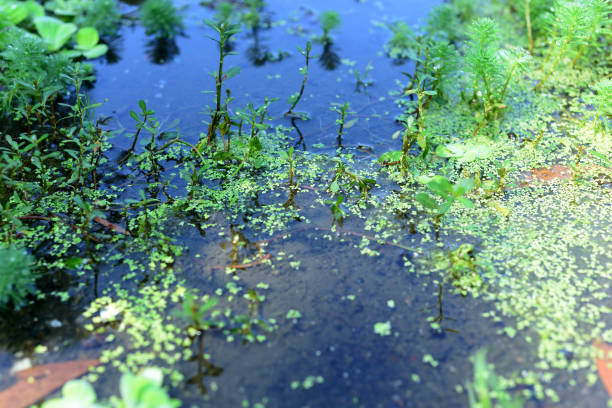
[145,37,180,64]
[319,42,340,71]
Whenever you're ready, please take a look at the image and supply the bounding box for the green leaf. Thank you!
[0,2,28,26]
[82,44,108,59]
[427,176,453,197]
[438,198,454,215]
[416,192,438,209]
[344,118,358,129]
[33,16,77,51]
[75,27,100,50]
[225,66,241,80]
[24,1,44,18]
[454,178,475,195]
[330,180,340,193]
[457,197,475,208]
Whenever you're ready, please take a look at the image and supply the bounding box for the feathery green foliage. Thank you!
[140,0,184,39]
[318,10,341,43]
[465,18,530,134]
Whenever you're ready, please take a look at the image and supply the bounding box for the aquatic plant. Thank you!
[318,10,341,44]
[384,21,416,59]
[285,41,312,118]
[330,101,353,147]
[353,60,374,90]
[535,0,590,90]
[570,0,611,67]
[140,0,184,39]
[416,176,475,219]
[33,16,77,51]
[72,27,108,59]
[0,245,36,309]
[203,19,241,145]
[513,0,554,54]
[465,18,530,135]
[74,0,121,38]
[41,367,180,408]
[279,147,295,187]
[466,349,524,408]
[242,0,265,29]
[0,27,80,117]
[584,78,612,137]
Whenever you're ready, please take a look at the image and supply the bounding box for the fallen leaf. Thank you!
[0,359,100,408]
[523,164,572,185]
[93,217,130,235]
[594,339,612,397]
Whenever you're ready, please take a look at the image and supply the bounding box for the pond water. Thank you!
[1,0,611,407]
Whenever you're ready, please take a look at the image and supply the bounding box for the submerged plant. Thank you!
[466,349,524,408]
[140,0,184,39]
[318,10,341,44]
[0,245,36,309]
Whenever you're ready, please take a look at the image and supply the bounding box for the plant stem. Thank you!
[285,42,311,116]
[525,0,534,55]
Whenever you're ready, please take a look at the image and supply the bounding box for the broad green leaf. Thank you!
[75,27,99,50]
[24,1,44,18]
[0,2,28,26]
[455,178,475,195]
[438,198,454,215]
[427,176,453,197]
[33,16,76,51]
[82,44,108,59]
[457,197,475,208]
[225,66,241,79]
[416,192,437,209]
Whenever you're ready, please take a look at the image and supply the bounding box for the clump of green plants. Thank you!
[384,21,416,59]
[0,245,36,309]
[41,367,181,408]
[241,0,266,29]
[431,244,482,296]
[416,176,475,220]
[465,18,530,134]
[318,10,341,44]
[584,78,611,137]
[0,27,84,117]
[535,0,590,89]
[466,349,524,408]
[140,0,184,39]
